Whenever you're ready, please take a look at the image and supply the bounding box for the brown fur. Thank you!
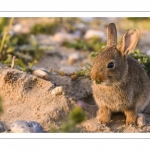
[90,23,150,125]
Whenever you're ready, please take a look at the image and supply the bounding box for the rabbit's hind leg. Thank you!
[137,113,146,127]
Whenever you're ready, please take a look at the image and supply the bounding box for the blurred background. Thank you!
[1,17,150,76]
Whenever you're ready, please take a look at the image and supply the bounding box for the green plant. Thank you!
[89,51,99,58]
[60,106,86,132]
[131,49,150,77]
[30,21,60,35]
[63,39,93,51]
[0,18,54,73]
[127,17,150,21]
[0,17,14,60]
[88,37,105,52]
[0,34,30,60]
[75,63,92,78]
[0,18,9,33]
[1,34,45,72]
[51,106,86,133]
[63,37,105,52]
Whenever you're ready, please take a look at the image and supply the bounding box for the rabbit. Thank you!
[90,23,150,126]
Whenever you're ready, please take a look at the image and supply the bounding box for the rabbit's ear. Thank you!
[118,29,139,56]
[107,23,117,46]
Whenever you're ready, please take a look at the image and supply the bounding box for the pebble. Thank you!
[75,23,87,32]
[68,52,80,64]
[60,66,79,74]
[53,32,78,43]
[51,86,64,96]
[33,68,50,80]
[72,30,82,39]
[83,29,106,41]
[13,24,23,33]
[10,120,44,133]
[145,49,150,55]
[0,122,5,132]
[80,17,94,22]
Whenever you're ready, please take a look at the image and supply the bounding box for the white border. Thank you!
[0,133,150,138]
[0,12,150,17]
[0,0,150,11]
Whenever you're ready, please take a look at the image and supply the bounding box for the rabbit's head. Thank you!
[90,23,139,86]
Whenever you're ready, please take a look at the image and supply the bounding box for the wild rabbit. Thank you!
[90,23,150,126]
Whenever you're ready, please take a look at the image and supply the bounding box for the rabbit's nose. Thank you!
[90,70,98,81]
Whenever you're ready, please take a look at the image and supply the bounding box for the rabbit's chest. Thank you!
[93,84,132,111]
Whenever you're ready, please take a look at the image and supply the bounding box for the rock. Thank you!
[60,66,79,74]
[0,122,5,132]
[53,32,79,44]
[145,49,150,55]
[83,29,106,41]
[72,30,82,39]
[33,68,50,80]
[51,86,64,96]
[68,52,80,64]
[13,24,23,33]
[75,23,87,32]
[80,17,94,22]
[34,34,56,46]
[10,120,44,133]
[27,121,44,133]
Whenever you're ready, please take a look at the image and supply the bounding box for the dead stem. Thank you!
[0,17,14,60]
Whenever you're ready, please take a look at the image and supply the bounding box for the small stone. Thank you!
[60,66,79,75]
[145,50,150,55]
[0,122,5,133]
[84,29,106,41]
[33,68,50,80]
[53,32,77,44]
[72,30,82,39]
[13,24,23,33]
[51,86,64,96]
[75,23,87,32]
[68,52,80,64]
[70,74,78,81]
[11,120,44,133]
[80,17,94,22]
[27,121,44,133]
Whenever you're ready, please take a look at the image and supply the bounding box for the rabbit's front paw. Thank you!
[97,107,111,125]
[98,117,110,125]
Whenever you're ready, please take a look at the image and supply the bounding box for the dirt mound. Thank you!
[0,63,96,132]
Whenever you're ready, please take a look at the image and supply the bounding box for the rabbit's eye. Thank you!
[107,62,114,68]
